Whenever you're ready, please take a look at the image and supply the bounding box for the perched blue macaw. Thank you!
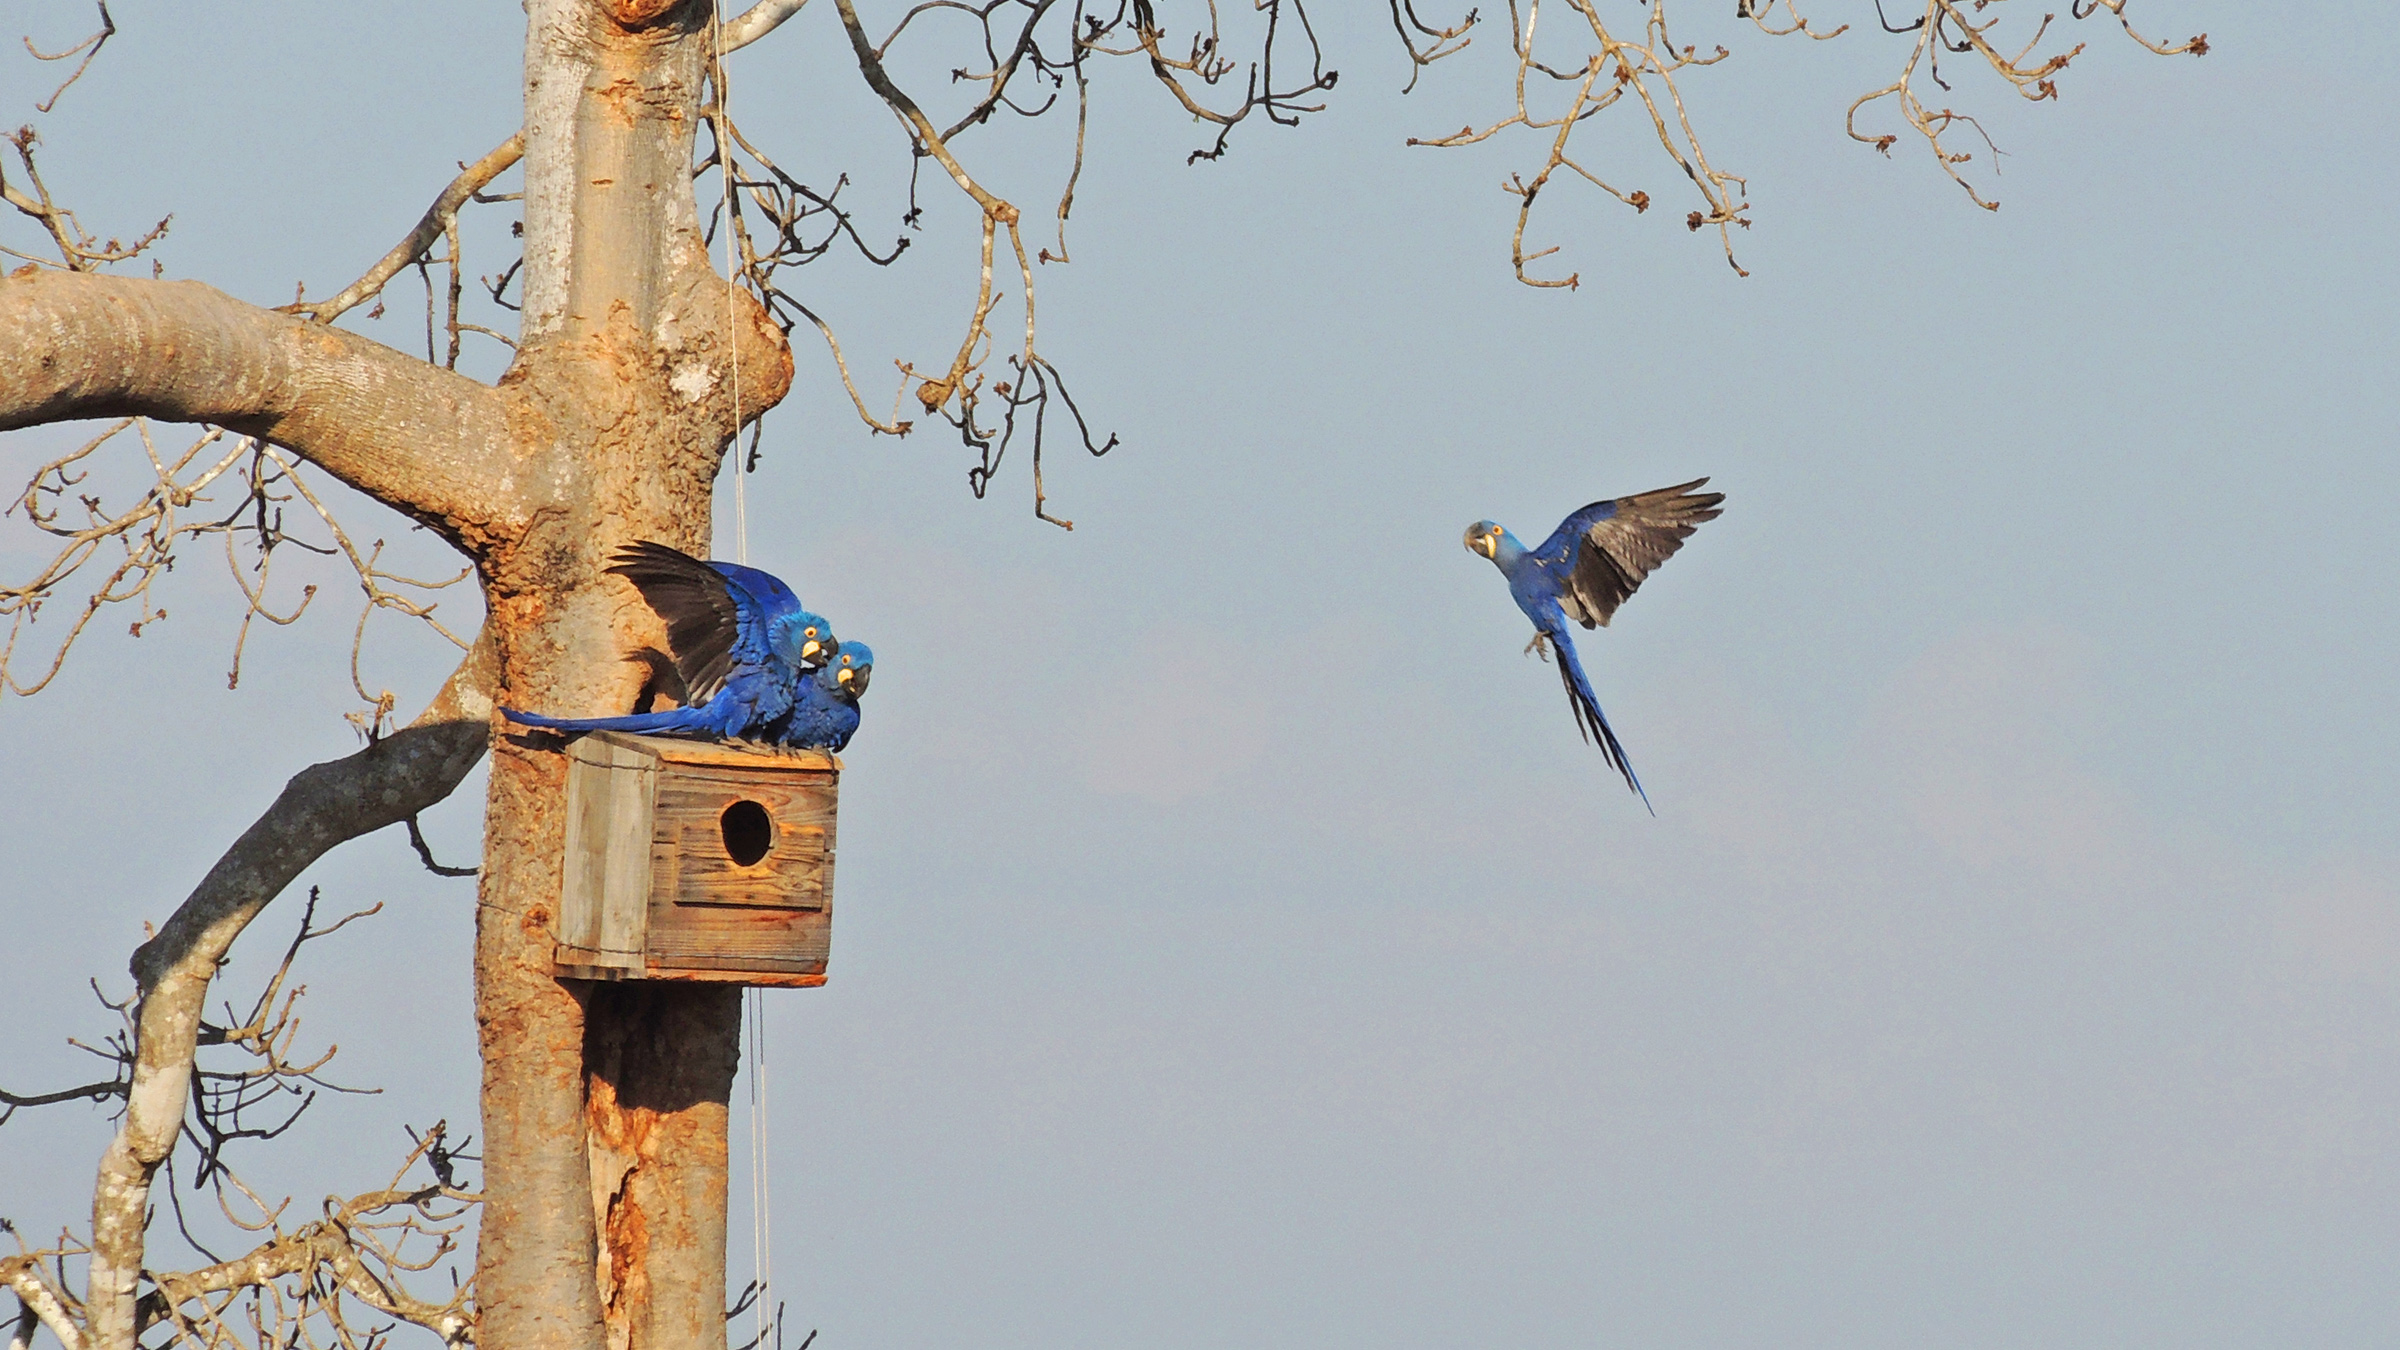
[762,641,874,752]
[1465,478,1724,807]
[502,542,836,742]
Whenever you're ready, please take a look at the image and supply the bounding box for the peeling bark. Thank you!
[584,986,740,1350]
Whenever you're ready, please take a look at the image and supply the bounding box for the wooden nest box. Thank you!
[549,731,838,988]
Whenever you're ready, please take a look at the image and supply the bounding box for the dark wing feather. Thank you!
[605,542,745,701]
[1558,477,1723,629]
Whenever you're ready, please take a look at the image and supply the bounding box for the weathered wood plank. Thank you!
[651,764,836,911]
[551,731,840,984]
[635,967,826,988]
[556,735,657,970]
[644,903,831,967]
[642,738,838,773]
[597,739,657,951]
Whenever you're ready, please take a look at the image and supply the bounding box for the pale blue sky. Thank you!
[4,3,2396,1347]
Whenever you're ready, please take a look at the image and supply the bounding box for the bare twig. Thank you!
[1389,0,1479,94]
[0,1074,129,1120]
[24,2,116,113]
[2,423,250,696]
[293,133,524,325]
[3,425,471,720]
[1408,0,2201,280]
[1845,0,2202,208]
[404,817,477,879]
[2,128,170,273]
[0,1126,482,1350]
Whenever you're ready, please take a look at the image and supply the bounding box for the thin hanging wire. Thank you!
[750,990,773,1348]
[711,12,769,1348]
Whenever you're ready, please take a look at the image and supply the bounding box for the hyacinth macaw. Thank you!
[762,641,874,752]
[1465,478,1724,807]
[502,542,836,742]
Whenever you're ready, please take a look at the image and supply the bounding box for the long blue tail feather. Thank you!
[501,704,729,738]
[1550,631,1653,813]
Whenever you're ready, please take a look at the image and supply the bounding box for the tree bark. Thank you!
[0,271,525,553]
[473,7,793,1350]
[584,986,740,1350]
[3,3,792,1347]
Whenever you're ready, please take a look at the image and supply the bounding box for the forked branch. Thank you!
[73,637,496,1350]
[2,126,168,272]
[1846,0,2205,209]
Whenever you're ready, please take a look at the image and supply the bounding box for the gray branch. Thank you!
[82,634,497,1350]
[306,133,526,325]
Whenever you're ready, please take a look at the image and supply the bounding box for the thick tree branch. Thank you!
[82,635,497,1350]
[127,630,498,995]
[0,270,523,549]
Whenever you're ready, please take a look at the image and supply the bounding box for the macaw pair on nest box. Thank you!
[549,731,839,988]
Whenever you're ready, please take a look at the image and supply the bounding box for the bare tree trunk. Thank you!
[4,3,792,1345]
[473,6,792,1350]
[473,737,608,1350]
[584,987,741,1350]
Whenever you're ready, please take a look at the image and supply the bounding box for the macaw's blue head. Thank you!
[778,611,837,669]
[1464,520,1507,562]
[829,641,874,699]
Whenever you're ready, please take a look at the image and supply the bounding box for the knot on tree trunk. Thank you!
[602,0,700,31]
[656,273,795,447]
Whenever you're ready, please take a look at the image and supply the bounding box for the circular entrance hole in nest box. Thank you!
[720,800,774,867]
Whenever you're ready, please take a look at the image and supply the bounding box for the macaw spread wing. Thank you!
[605,541,750,703]
[1557,477,1723,629]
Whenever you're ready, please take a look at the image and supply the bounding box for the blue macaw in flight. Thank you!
[762,641,874,752]
[503,541,836,742]
[1465,478,1724,807]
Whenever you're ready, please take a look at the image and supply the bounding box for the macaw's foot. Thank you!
[1524,632,1551,662]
